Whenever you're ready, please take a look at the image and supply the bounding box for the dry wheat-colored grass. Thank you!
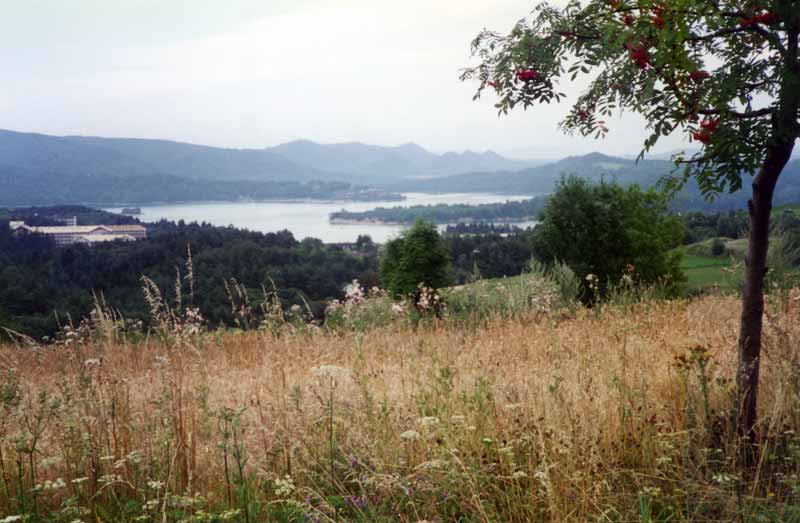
[1,293,799,522]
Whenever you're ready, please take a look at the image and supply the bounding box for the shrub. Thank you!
[533,176,685,302]
[711,238,726,256]
[380,220,451,297]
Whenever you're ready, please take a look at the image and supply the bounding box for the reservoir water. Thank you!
[108,192,537,243]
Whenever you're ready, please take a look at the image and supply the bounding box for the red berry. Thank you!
[738,17,754,27]
[624,14,635,26]
[629,45,649,69]
[692,131,712,144]
[689,70,710,83]
[652,15,665,28]
[515,69,538,82]
[700,118,719,132]
[754,12,778,24]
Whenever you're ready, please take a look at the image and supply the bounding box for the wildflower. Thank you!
[400,430,421,441]
[147,480,165,489]
[311,365,352,381]
[416,459,448,470]
[417,416,439,428]
[274,475,295,497]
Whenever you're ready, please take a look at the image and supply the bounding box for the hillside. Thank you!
[1,293,798,521]
[0,164,400,206]
[389,152,800,212]
[0,129,537,197]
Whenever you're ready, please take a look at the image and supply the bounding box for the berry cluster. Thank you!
[692,118,719,145]
[739,11,779,27]
[689,70,710,83]
[515,69,539,82]
[628,45,649,69]
[651,6,665,29]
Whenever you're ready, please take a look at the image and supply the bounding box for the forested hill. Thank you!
[0,165,401,207]
[387,153,800,212]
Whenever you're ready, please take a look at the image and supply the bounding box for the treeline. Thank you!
[0,218,378,339]
[4,203,800,340]
[0,207,542,339]
[683,207,800,244]
[330,196,548,224]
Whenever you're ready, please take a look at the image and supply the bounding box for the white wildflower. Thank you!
[274,475,295,497]
[400,430,421,441]
[311,365,352,381]
[417,416,439,428]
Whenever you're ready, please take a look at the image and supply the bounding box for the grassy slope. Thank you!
[2,295,800,521]
[678,238,748,293]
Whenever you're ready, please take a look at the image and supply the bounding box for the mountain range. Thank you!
[1,128,798,211]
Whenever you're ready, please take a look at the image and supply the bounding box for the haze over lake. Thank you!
[109,193,536,243]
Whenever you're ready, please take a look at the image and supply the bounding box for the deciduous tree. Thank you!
[462,0,800,439]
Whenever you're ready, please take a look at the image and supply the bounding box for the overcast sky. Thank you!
[1,0,690,159]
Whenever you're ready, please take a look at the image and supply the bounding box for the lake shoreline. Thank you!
[329,216,540,226]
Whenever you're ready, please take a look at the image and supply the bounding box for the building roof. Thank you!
[27,225,113,234]
[107,224,147,232]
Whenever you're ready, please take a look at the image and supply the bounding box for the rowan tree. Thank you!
[461,0,800,440]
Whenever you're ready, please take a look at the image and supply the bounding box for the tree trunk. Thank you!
[737,20,800,446]
[737,148,787,440]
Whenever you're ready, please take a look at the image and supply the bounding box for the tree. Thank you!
[380,220,451,296]
[462,0,800,440]
[534,176,684,299]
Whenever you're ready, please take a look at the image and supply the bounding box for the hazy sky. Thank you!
[1,0,690,159]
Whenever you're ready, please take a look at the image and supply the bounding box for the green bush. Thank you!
[380,220,451,297]
[711,238,726,256]
[532,176,686,302]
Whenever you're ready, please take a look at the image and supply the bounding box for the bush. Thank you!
[532,176,685,302]
[380,220,451,297]
[711,238,726,256]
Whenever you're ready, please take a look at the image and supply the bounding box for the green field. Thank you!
[680,252,738,293]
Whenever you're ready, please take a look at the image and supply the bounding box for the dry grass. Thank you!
[1,292,800,522]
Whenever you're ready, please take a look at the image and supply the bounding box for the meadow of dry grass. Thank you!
[1,292,799,522]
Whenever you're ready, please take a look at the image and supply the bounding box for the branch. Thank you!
[698,107,774,119]
[687,25,786,56]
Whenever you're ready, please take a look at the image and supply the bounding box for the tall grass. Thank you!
[1,287,800,521]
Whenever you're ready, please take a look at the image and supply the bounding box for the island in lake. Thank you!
[329,196,548,225]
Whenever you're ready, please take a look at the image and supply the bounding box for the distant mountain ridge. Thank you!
[267,139,539,180]
[1,129,798,212]
[0,129,537,187]
[390,151,800,212]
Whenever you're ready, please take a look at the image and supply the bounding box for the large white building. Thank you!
[9,219,147,246]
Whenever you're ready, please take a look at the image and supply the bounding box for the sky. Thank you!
[0,0,691,160]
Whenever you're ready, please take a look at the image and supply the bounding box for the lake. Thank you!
[107,193,537,243]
